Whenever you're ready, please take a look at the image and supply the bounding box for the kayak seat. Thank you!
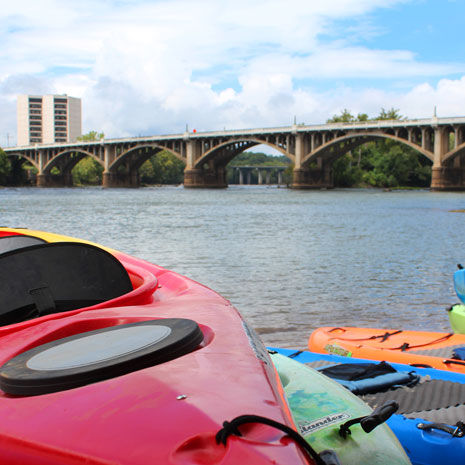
[453,347,465,360]
[360,378,465,419]
[317,361,420,395]
[0,242,133,326]
[0,235,46,255]
[308,359,465,425]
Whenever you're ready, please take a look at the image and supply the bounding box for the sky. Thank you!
[1,0,465,147]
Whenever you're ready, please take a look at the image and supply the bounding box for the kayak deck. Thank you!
[309,326,465,373]
[0,228,313,465]
[272,347,465,465]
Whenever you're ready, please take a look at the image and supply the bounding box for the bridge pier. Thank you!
[291,166,333,189]
[184,168,227,188]
[102,172,117,188]
[184,138,228,187]
[36,173,73,187]
[292,133,333,189]
[36,174,48,187]
[431,166,465,191]
[430,127,465,190]
[102,171,140,188]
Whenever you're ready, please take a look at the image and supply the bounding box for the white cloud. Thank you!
[0,0,464,144]
[400,76,465,118]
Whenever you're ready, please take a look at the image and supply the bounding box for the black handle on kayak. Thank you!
[216,414,342,465]
[361,401,399,433]
[446,304,462,312]
[339,401,398,438]
[417,421,465,438]
[443,359,465,367]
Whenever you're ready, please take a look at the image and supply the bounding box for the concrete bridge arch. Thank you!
[185,137,291,188]
[5,116,465,190]
[290,131,435,189]
[103,144,184,188]
[290,123,463,189]
[6,152,39,171]
[302,132,434,166]
[442,141,465,164]
[38,149,103,187]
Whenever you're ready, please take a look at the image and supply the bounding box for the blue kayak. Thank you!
[269,347,465,465]
[454,267,465,304]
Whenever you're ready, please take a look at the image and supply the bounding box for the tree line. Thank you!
[0,111,432,188]
[328,108,431,188]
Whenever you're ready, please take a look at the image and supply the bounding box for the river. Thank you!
[1,186,464,349]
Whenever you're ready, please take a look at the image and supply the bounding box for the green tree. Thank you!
[72,157,103,185]
[72,130,105,185]
[77,131,104,141]
[327,110,369,124]
[327,109,355,123]
[330,108,431,188]
[139,150,185,185]
[333,153,363,187]
[0,149,11,185]
[376,108,403,121]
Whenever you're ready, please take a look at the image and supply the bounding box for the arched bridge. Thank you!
[4,116,465,190]
[231,166,287,185]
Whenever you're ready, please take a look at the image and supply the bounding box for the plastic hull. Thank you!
[271,347,465,465]
[448,304,465,334]
[0,228,310,465]
[270,353,410,465]
[309,326,465,373]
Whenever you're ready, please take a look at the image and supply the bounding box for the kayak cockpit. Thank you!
[0,242,133,326]
[0,235,46,254]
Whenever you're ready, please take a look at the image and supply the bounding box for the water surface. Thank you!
[2,186,464,349]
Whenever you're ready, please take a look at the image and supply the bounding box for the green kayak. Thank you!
[270,352,411,465]
[448,303,465,333]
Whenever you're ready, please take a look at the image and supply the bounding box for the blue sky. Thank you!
[1,0,465,146]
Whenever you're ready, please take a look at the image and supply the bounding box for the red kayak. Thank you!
[0,228,314,465]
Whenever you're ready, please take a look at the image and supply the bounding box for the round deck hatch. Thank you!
[0,318,203,396]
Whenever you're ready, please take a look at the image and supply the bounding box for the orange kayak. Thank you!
[308,326,465,373]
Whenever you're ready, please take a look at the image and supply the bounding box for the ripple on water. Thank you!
[1,186,463,347]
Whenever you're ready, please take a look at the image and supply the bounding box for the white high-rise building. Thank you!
[17,94,82,146]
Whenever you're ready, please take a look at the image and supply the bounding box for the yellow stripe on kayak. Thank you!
[0,228,116,254]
